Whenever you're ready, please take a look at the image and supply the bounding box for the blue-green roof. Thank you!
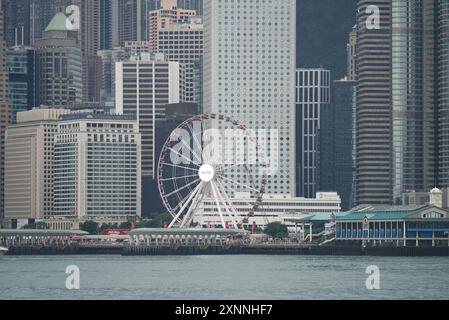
[336,211,412,221]
[45,12,70,32]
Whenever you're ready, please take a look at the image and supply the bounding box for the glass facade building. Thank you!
[391,0,438,203]
[6,47,36,123]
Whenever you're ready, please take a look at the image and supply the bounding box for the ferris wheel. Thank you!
[157,113,268,229]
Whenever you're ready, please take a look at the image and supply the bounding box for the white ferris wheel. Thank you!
[157,113,268,229]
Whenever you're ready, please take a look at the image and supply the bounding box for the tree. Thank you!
[21,222,49,230]
[119,221,132,230]
[264,222,288,239]
[80,220,99,235]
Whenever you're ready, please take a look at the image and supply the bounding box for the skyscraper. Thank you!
[1,0,31,47]
[390,0,438,202]
[115,56,180,178]
[438,0,449,187]
[355,0,392,205]
[296,68,331,198]
[53,113,141,219]
[148,0,196,53]
[0,2,10,220]
[5,108,71,221]
[35,12,83,107]
[30,0,55,46]
[319,78,357,211]
[355,0,443,205]
[203,0,297,196]
[347,25,357,81]
[118,0,159,46]
[6,46,36,123]
[156,16,203,103]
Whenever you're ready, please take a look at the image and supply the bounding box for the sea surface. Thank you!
[0,255,448,300]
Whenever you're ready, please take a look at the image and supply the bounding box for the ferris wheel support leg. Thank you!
[168,182,203,228]
[179,185,206,228]
[210,181,227,229]
[214,180,239,229]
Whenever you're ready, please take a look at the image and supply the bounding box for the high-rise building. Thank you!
[35,12,83,107]
[4,108,71,221]
[118,0,159,46]
[53,113,141,219]
[157,16,203,102]
[355,0,443,205]
[83,56,103,103]
[203,0,297,196]
[97,47,130,108]
[0,3,10,220]
[178,0,203,16]
[115,56,180,178]
[355,0,392,205]
[319,78,357,211]
[6,46,36,123]
[347,25,357,81]
[30,0,56,46]
[1,0,31,47]
[296,69,331,199]
[148,0,196,53]
[438,0,449,187]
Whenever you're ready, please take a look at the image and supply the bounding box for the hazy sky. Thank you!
[297,0,358,80]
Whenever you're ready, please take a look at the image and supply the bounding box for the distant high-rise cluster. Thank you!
[353,0,449,206]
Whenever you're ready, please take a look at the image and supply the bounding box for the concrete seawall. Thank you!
[5,244,449,257]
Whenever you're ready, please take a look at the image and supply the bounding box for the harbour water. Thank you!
[0,255,448,300]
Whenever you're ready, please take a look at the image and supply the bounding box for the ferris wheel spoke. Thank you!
[161,162,199,173]
[160,174,199,182]
[179,185,206,228]
[174,131,202,165]
[217,175,259,193]
[213,180,239,229]
[168,182,203,228]
[167,148,200,168]
[209,181,227,229]
[165,178,201,198]
[187,122,204,164]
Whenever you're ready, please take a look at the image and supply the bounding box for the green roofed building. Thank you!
[335,204,449,247]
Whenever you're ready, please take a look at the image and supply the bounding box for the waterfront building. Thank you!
[53,113,141,220]
[4,108,71,221]
[296,68,331,198]
[0,4,10,220]
[148,0,196,53]
[6,47,36,123]
[115,55,180,179]
[157,16,203,103]
[335,203,449,247]
[319,78,357,211]
[203,0,297,196]
[35,12,83,107]
[195,192,341,230]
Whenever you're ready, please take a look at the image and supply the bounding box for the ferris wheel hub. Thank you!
[198,164,215,183]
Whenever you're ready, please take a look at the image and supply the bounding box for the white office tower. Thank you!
[202,0,297,196]
[53,113,142,220]
[115,55,180,178]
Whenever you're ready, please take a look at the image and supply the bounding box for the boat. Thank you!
[0,246,8,256]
